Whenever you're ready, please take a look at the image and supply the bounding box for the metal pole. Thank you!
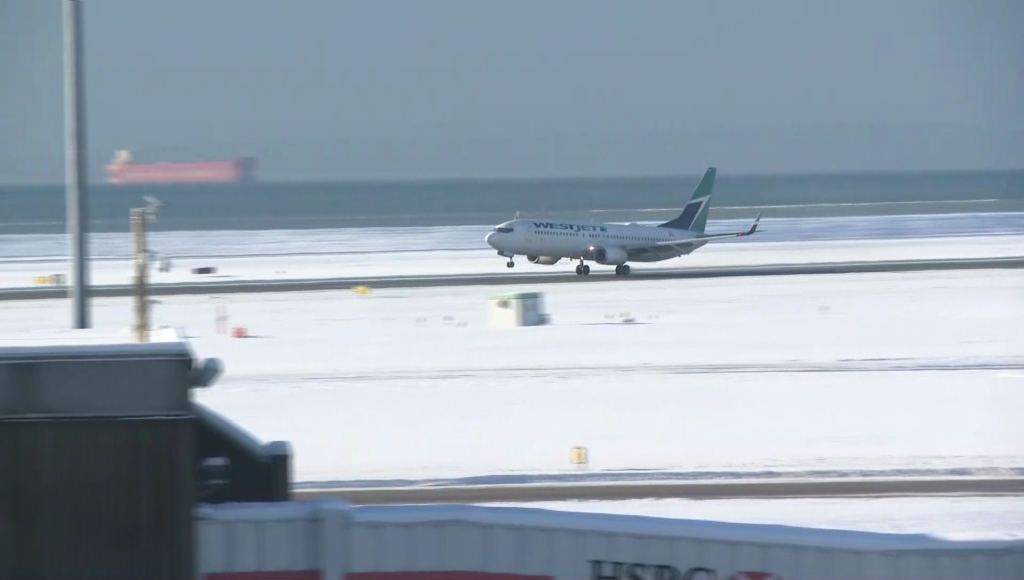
[63,0,90,328]
[131,208,149,342]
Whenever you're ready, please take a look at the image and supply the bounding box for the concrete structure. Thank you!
[195,499,1024,580]
[488,292,547,327]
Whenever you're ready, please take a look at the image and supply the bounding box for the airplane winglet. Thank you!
[739,211,762,237]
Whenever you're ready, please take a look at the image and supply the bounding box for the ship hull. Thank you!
[106,157,257,184]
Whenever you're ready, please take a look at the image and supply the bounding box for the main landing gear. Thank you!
[572,259,630,276]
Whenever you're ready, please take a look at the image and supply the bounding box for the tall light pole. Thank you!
[63,0,90,328]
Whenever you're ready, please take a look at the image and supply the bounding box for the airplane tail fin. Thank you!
[657,167,716,233]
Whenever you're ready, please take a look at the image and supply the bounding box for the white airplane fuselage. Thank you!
[483,167,760,276]
[484,219,707,265]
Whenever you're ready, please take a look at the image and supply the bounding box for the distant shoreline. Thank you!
[2,169,1022,235]
[3,166,1024,190]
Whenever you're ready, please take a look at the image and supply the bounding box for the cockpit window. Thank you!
[493,227,514,234]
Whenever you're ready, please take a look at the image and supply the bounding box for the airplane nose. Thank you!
[485,232,496,247]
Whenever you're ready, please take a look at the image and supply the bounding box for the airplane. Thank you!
[484,167,761,276]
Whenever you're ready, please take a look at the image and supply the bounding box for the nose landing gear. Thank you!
[575,257,590,276]
[496,251,516,269]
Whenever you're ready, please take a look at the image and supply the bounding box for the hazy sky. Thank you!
[2,0,1022,183]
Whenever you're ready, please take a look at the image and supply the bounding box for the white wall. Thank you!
[195,500,1024,580]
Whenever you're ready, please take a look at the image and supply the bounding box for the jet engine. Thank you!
[527,255,560,265]
[590,245,628,265]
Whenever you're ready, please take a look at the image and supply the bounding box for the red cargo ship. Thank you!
[105,150,257,184]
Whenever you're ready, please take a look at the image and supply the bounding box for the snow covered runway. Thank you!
[4,268,1021,486]
[3,217,1024,290]
[4,214,1023,536]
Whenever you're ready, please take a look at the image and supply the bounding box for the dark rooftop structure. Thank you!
[0,327,291,580]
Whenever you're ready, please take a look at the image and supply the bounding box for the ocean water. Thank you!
[1,169,1023,235]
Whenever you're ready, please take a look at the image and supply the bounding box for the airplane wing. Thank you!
[660,211,761,243]
[628,212,761,259]
[696,211,762,240]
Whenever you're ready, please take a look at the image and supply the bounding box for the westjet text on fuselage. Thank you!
[532,222,610,233]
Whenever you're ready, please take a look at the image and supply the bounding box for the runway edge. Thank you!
[3,256,1023,302]
[294,477,1024,505]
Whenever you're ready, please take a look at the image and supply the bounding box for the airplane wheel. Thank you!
[582,265,590,276]
[575,265,582,276]
[617,264,630,276]
[506,260,515,268]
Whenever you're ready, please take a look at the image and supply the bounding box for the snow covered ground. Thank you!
[2,212,1023,289]
[3,268,1022,484]
[4,233,1024,290]
[485,497,1024,541]
[6,214,1021,539]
